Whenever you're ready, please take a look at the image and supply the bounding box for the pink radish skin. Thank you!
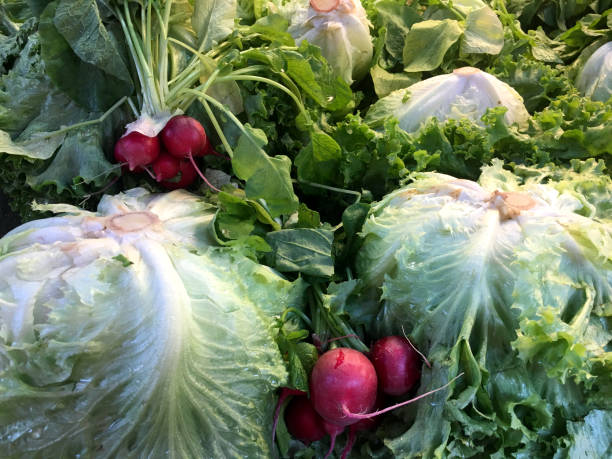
[321,420,344,459]
[272,388,306,444]
[340,394,385,459]
[285,396,327,445]
[152,153,180,182]
[159,159,197,190]
[159,116,221,192]
[160,115,209,158]
[114,131,160,171]
[371,336,421,396]
[310,348,378,427]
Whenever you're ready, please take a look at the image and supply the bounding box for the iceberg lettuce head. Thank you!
[356,161,612,457]
[576,41,612,103]
[280,0,373,84]
[0,189,303,457]
[366,67,530,133]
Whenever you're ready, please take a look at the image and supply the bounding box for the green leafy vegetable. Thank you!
[576,41,612,102]
[0,188,304,457]
[403,19,464,72]
[366,67,530,133]
[266,227,334,278]
[0,13,129,219]
[356,161,612,457]
[39,0,133,112]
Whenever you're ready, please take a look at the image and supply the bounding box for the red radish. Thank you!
[152,153,180,182]
[349,392,385,433]
[311,348,463,428]
[370,336,421,396]
[159,158,197,190]
[310,348,378,427]
[284,396,326,445]
[321,420,344,459]
[310,0,340,13]
[160,115,209,158]
[340,394,385,459]
[159,115,221,192]
[272,388,306,444]
[114,131,160,171]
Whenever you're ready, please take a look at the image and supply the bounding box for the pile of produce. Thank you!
[1,1,610,457]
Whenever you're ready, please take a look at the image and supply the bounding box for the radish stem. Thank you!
[199,97,234,158]
[187,154,220,192]
[341,373,464,420]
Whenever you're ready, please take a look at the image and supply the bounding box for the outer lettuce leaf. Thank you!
[277,0,373,84]
[511,159,612,219]
[564,410,612,458]
[0,188,303,458]
[356,162,612,457]
[576,41,612,102]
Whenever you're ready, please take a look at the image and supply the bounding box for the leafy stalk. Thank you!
[310,284,368,352]
[200,97,235,157]
[116,1,163,114]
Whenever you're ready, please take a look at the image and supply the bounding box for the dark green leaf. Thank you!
[26,125,117,193]
[294,130,342,184]
[266,228,334,277]
[231,125,299,217]
[283,42,353,112]
[245,14,293,45]
[376,0,422,60]
[39,0,133,111]
[296,203,321,229]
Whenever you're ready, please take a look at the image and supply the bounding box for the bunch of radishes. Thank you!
[114,115,215,190]
[281,335,430,458]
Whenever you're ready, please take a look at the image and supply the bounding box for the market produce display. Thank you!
[1,0,611,458]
